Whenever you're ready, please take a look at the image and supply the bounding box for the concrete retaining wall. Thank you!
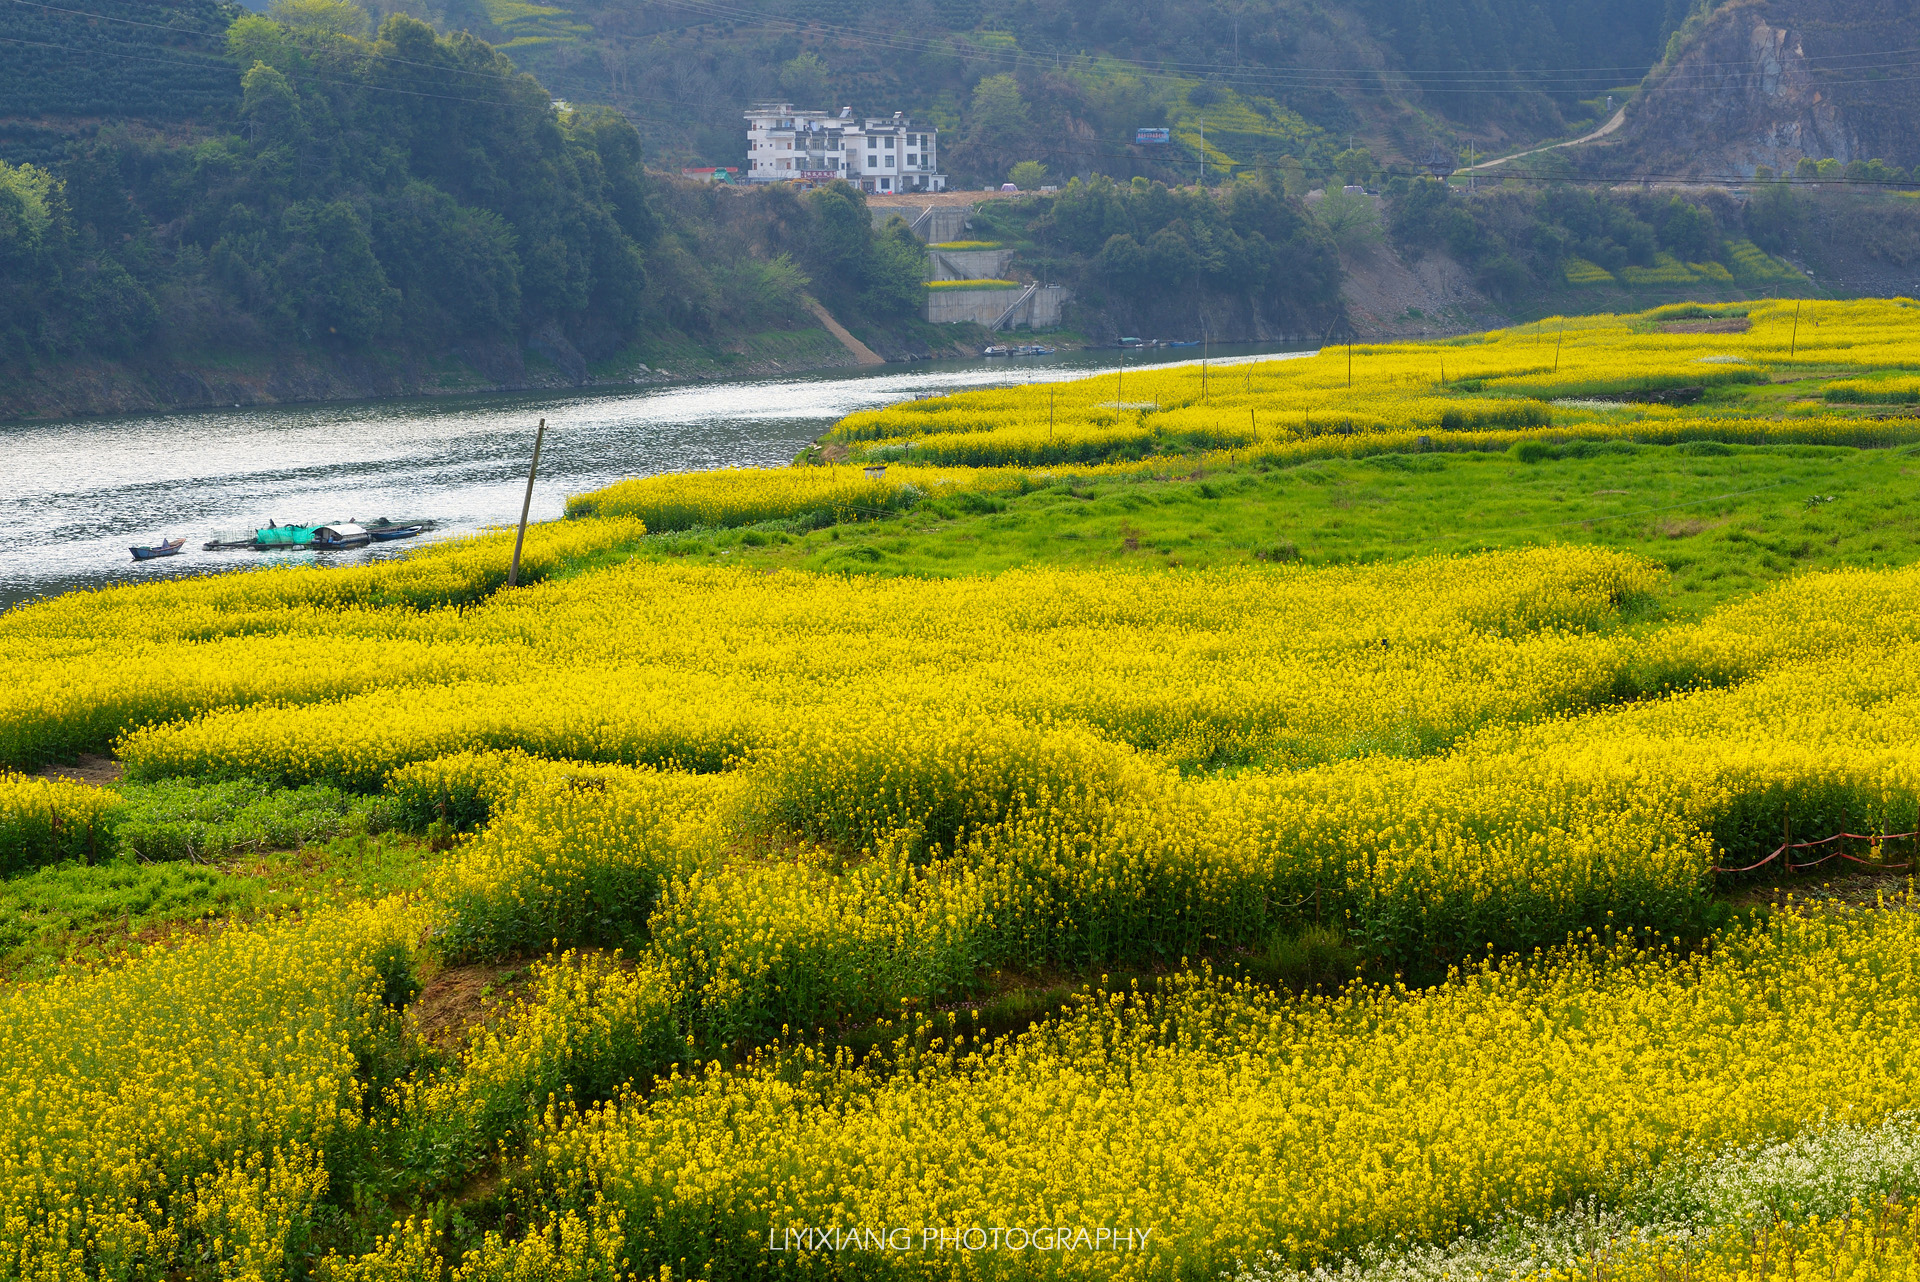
[870,204,971,243]
[929,249,1014,281]
[924,284,1070,329]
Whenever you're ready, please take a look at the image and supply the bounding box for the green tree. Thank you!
[804,182,872,300]
[1009,161,1048,190]
[1099,232,1149,285]
[966,75,1031,151]
[1278,156,1309,198]
[1656,198,1716,260]
[1747,174,1799,252]
[860,220,928,316]
[1333,147,1375,187]
[275,199,396,342]
[778,52,831,104]
[371,182,520,339]
[239,62,306,148]
[1474,251,1530,301]
[1314,189,1383,253]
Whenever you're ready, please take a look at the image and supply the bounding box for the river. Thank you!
[1,343,1313,610]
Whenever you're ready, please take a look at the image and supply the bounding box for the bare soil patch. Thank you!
[1658,516,1728,538]
[37,754,122,787]
[1658,318,1751,334]
[409,960,535,1052]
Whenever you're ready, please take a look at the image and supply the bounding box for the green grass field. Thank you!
[591,441,1920,618]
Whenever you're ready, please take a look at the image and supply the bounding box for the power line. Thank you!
[0,6,777,126]
[15,0,1920,118]
[21,0,1892,102]
[8,0,1918,184]
[635,0,1920,88]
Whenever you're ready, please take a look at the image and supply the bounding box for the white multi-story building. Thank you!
[744,103,945,194]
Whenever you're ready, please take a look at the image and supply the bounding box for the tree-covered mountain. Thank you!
[346,0,1693,186]
[0,2,934,399]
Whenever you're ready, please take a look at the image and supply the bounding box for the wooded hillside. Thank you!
[0,5,935,394]
[338,0,1692,185]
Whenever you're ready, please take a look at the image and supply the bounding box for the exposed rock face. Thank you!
[1599,0,1920,179]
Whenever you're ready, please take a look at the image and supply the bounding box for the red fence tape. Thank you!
[1710,830,1919,876]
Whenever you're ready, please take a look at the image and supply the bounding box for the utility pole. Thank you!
[1198,116,1205,187]
[507,418,546,588]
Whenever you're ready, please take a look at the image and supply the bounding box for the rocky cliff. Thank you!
[1597,0,1920,180]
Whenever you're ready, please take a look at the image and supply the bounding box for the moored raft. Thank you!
[202,518,439,551]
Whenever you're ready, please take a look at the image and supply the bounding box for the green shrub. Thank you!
[110,777,394,862]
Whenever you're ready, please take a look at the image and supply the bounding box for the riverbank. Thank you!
[0,342,1301,610]
[0,314,1011,426]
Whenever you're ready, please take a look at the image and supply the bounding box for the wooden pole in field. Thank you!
[507,418,546,589]
[1552,321,1565,375]
[1347,338,1353,389]
[1789,301,1802,358]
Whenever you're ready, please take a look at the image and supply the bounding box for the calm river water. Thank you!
[1,343,1311,610]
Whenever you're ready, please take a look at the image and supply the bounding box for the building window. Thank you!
[884,136,894,148]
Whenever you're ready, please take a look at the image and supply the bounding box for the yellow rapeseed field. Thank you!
[352,904,1920,1281]
[803,298,1920,472]
[6,299,1920,1278]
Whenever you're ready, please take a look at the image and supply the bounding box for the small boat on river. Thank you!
[311,523,372,550]
[130,538,186,561]
[367,519,425,542]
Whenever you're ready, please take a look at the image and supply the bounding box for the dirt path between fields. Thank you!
[1460,107,1628,173]
[37,754,122,787]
